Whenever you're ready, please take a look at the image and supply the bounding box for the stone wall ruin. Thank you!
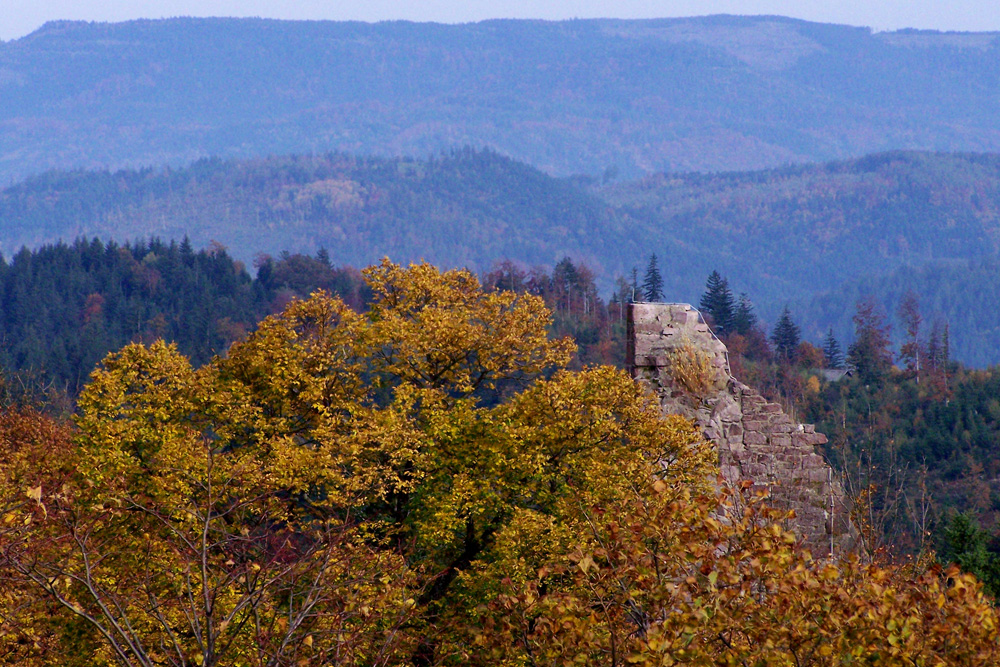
[627,302,854,556]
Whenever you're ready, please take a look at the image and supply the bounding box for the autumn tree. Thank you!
[1,344,418,667]
[485,482,1000,666]
[0,260,702,666]
[848,297,894,384]
[898,290,923,383]
[481,258,528,294]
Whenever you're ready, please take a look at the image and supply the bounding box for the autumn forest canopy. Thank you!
[0,236,999,569]
[2,260,1000,666]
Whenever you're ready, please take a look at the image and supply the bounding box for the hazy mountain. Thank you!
[2,16,1000,184]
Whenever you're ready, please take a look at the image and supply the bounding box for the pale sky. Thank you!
[4,0,1000,41]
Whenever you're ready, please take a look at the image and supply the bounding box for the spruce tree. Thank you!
[642,254,664,302]
[731,292,758,336]
[770,306,801,363]
[699,271,735,334]
[822,328,844,369]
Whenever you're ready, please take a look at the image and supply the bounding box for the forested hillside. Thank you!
[0,150,631,279]
[2,16,1000,182]
[600,151,1000,303]
[8,149,1000,363]
[803,256,1000,367]
[0,240,371,396]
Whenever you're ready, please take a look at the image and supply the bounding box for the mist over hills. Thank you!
[5,149,1000,364]
[2,16,1000,183]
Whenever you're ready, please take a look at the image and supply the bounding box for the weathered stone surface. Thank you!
[627,302,855,557]
[769,434,792,448]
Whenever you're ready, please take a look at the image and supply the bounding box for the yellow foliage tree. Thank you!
[1,259,998,667]
[0,260,706,665]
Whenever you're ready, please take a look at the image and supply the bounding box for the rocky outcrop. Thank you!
[627,302,854,556]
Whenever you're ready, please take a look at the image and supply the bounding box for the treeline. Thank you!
[482,258,627,369]
[0,149,627,284]
[602,151,1000,303]
[0,240,627,398]
[804,254,1000,367]
[0,238,367,397]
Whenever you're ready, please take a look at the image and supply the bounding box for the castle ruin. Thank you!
[627,302,854,556]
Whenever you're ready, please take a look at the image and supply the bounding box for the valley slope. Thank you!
[5,149,1000,364]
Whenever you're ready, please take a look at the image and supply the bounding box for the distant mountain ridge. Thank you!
[2,16,1000,183]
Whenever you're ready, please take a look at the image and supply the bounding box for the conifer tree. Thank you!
[642,254,664,302]
[731,292,758,336]
[822,327,844,369]
[699,271,735,335]
[770,306,801,363]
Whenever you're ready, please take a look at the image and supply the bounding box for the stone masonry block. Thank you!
[769,434,792,448]
[672,309,699,325]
